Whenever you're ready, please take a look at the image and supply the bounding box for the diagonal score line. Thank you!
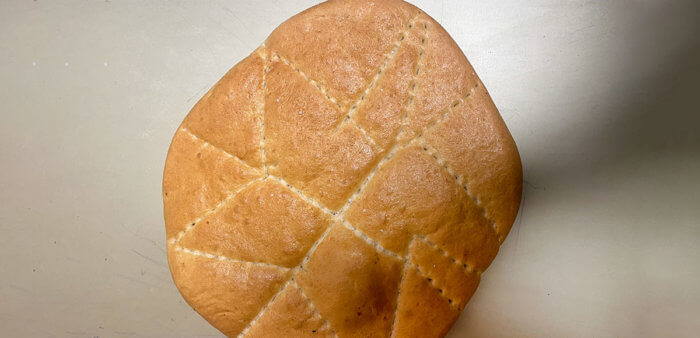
[237,277,296,338]
[182,13,496,337]
[173,48,269,246]
[293,280,337,337]
[236,174,406,336]
[270,49,383,150]
[390,233,480,336]
[267,175,337,216]
[270,51,380,151]
[237,222,336,337]
[340,220,402,260]
[409,260,462,310]
[236,175,342,337]
[417,137,503,242]
[335,13,421,131]
[238,180,403,337]
[181,127,262,174]
[174,245,290,272]
[397,237,463,311]
[335,20,429,218]
[272,53,342,109]
[333,13,422,151]
[388,238,411,338]
[267,14,427,160]
[406,82,503,242]
[239,49,483,338]
[267,174,402,260]
[337,84,480,219]
[169,176,265,245]
[270,13,421,152]
[348,118,380,149]
[172,45,269,250]
[413,235,481,276]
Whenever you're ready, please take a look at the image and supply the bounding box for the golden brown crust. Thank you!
[296,226,403,337]
[163,0,522,336]
[402,13,480,142]
[354,27,420,149]
[178,180,333,268]
[265,55,383,209]
[391,266,461,338]
[266,0,417,109]
[162,129,263,239]
[167,246,291,336]
[424,84,523,236]
[245,281,334,338]
[183,52,265,169]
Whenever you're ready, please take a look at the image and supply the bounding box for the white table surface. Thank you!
[2,1,699,337]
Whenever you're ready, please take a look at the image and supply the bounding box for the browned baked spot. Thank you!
[391,266,461,337]
[295,226,403,337]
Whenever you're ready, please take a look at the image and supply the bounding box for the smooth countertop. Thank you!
[1,1,699,336]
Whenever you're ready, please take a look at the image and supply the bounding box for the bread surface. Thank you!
[163,0,522,336]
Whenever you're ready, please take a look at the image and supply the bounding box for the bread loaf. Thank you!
[163,0,522,336]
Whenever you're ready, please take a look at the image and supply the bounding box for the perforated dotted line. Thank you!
[174,245,290,272]
[272,53,341,109]
[405,234,469,310]
[181,127,262,174]
[414,235,481,276]
[267,175,336,216]
[268,174,402,260]
[237,277,296,338]
[388,19,431,338]
[293,280,337,337]
[410,85,503,243]
[181,13,495,337]
[336,20,431,217]
[335,15,420,150]
[272,52,379,148]
[235,171,407,335]
[388,247,411,338]
[418,140,503,242]
[236,180,340,336]
[347,119,379,149]
[409,260,462,310]
[340,18,416,124]
[405,84,503,243]
[169,176,265,245]
[340,220,402,260]
[237,219,335,336]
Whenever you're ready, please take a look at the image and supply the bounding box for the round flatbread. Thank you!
[163,0,522,336]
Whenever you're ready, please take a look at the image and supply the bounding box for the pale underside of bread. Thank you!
[162,0,522,337]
